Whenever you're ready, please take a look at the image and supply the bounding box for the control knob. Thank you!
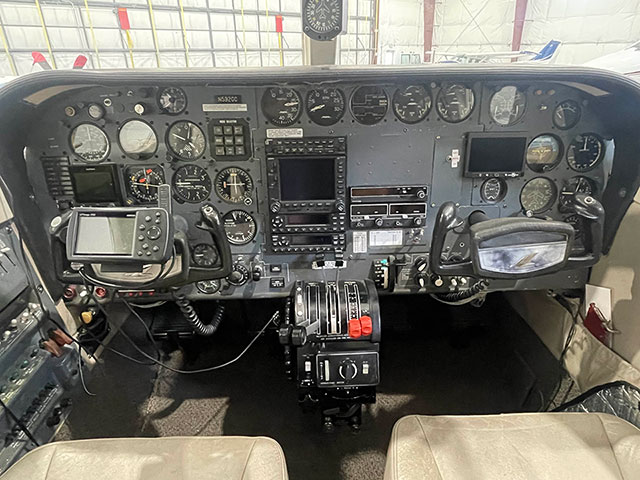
[270,202,281,213]
[338,359,358,380]
[374,218,384,227]
[336,201,346,213]
[416,189,426,199]
[227,264,249,286]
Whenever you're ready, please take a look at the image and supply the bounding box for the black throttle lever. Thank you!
[194,204,233,279]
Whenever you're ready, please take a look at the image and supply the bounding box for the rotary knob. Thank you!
[227,264,249,286]
[338,359,358,380]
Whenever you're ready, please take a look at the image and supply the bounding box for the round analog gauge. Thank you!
[306,88,345,126]
[560,176,596,209]
[127,166,164,203]
[172,164,211,203]
[158,87,187,114]
[436,84,475,123]
[392,85,432,124]
[303,0,342,34]
[567,134,603,172]
[520,177,557,214]
[223,210,257,245]
[70,123,109,163]
[261,87,302,126]
[119,120,157,160]
[196,280,221,294]
[192,244,219,267]
[489,86,526,126]
[480,177,507,203]
[564,214,585,251]
[526,135,562,172]
[87,103,104,120]
[167,121,206,160]
[351,86,388,125]
[215,167,253,204]
[553,100,581,130]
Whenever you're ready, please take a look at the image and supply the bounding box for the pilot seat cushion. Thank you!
[384,412,640,480]
[0,436,289,480]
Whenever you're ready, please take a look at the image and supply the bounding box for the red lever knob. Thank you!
[348,318,362,338]
[360,316,373,336]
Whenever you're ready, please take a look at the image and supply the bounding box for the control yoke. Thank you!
[50,202,233,287]
[430,193,605,279]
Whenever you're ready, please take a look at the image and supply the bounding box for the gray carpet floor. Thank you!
[56,293,563,480]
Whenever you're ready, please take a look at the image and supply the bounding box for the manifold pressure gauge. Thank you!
[302,0,347,41]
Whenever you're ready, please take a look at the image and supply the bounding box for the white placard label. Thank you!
[202,103,248,112]
[353,231,367,253]
[369,230,403,247]
[266,128,304,138]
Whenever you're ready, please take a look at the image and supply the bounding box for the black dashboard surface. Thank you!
[1,65,639,301]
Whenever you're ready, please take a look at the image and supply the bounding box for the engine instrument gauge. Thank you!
[196,280,221,294]
[215,167,253,204]
[126,166,164,203]
[302,0,343,40]
[70,123,109,163]
[306,88,345,126]
[553,100,581,130]
[223,210,257,245]
[564,214,585,252]
[489,86,526,126]
[392,85,432,124]
[167,121,206,160]
[526,135,562,172]
[172,164,211,203]
[158,87,187,114]
[436,84,475,123]
[350,86,388,125]
[261,87,302,126]
[119,120,157,160]
[560,176,596,210]
[567,133,603,172]
[192,244,219,267]
[480,177,507,203]
[520,177,557,214]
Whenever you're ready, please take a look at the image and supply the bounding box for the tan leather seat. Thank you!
[384,413,640,480]
[1,436,288,480]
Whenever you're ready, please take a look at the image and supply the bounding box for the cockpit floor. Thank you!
[56,293,563,480]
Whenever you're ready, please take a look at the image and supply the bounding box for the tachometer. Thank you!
[158,87,187,114]
[480,177,507,203]
[215,167,253,204]
[436,84,475,123]
[560,176,596,210]
[223,210,257,245]
[126,166,165,203]
[167,121,206,160]
[489,86,526,126]
[70,123,109,163]
[553,100,581,130]
[567,133,603,172]
[261,87,302,126]
[520,177,557,214]
[192,244,219,267]
[350,86,388,125]
[172,164,211,203]
[526,135,562,172]
[119,119,157,160]
[306,88,345,126]
[392,85,432,124]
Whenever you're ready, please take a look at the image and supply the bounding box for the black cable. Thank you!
[0,397,40,447]
[173,292,225,337]
[544,293,582,410]
[121,299,161,360]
